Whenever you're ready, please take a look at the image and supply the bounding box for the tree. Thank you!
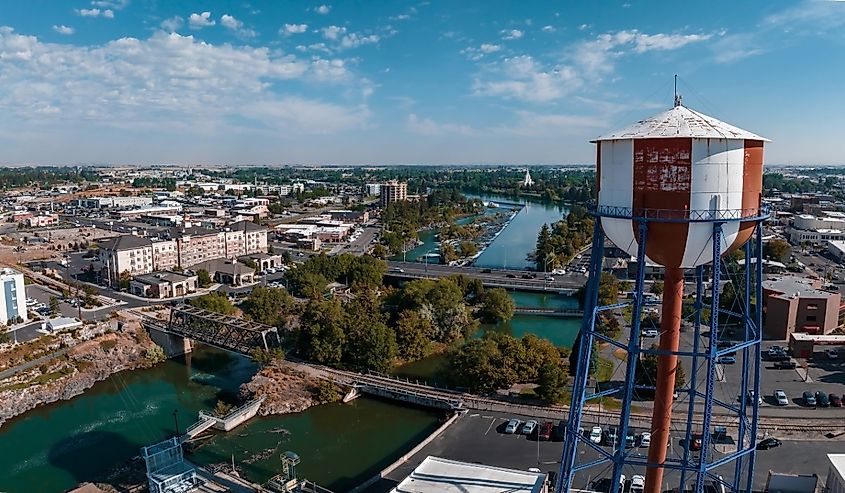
[650,280,664,296]
[371,243,389,259]
[764,238,791,263]
[343,320,397,373]
[49,296,60,315]
[395,310,434,360]
[118,270,131,291]
[635,344,685,398]
[212,400,234,417]
[536,361,568,404]
[250,347,285,366]
[196,269,212,288]
[296,299,346,366]
[440,243,458,263]
[569,332,598,377]
[187,292,236,315]
[458,240,478,258]
[597,272,620,306]
[478,287,515,323]
[241,286,293,326]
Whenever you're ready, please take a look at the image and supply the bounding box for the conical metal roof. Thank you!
[593,105,769,142]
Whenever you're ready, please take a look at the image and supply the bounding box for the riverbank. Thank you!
[240,359,345,416]
[0,318,164,428]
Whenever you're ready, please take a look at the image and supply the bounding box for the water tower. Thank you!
[558,94,769,493]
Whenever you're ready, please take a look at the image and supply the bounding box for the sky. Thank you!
[1,0,844,166]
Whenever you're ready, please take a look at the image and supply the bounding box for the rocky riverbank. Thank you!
[240,360,344,415]
[0,319,165,428]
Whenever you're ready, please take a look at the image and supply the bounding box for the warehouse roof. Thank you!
[391,456,545,493]
[594,105,769,142]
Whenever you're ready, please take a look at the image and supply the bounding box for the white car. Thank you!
[589,426,603,444]
[25,298,38,307]
[630,475,645,493]
[642,329,659,338]
[639,431,651,448]
[774,389,789,406]
[522,420,538,435]
[505,419,521,434]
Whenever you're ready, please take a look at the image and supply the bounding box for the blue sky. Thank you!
[1,0,844,166]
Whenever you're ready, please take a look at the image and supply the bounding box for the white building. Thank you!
[391,456,547,493]
[77,196,153,209]
[0,268,28,325]
[365,183,381,196]
[789,214,845,245]
[827,454,845,493]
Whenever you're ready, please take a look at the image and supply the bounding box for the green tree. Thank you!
[569,332,598,377]
[296,299,346,366]
[49,296,60,315]
[212,400,234,417]
[764,238,791,263]
[118,270,131,291]
[196,269,212,288]
[187,291,236,315]
[249,347,285,366]
[241,286,294,326]
[395,310,434,360]
[650,280,664,296]
[536,361,568,404]
[478,288,515,323]
[597,272,620,306]
[343,320,397,373]
[371,243,389,259]
[440,243,458,263]
[458,240,478,258]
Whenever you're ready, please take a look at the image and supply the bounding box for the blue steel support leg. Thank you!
[559,219,606,493]
[733,239,753,490]
[609,221,650,493]
[745,222,764,493]
[679,265,704,491]
[694,223,723,493]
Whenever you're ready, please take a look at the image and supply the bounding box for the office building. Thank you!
[0,268,28,325]
[763,275,842,340]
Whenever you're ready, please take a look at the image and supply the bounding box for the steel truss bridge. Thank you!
[142,304,282,355]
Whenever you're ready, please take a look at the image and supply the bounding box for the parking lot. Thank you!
[377,411,845,493]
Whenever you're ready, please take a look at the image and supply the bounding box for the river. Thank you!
[0,347,443,493]
[0,192,577,492]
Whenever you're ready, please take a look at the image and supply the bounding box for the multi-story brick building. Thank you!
[763,275,842,340]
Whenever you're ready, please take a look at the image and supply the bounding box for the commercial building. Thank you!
[329,210,369,223]
[130,271,198,299]
[0,268,28,325]
[26,213,59,228]
[828,240,845,262]
[190,259,254,286]
[763,276,842,340]
[380,180,408,208]
[77,196,153,209]
[391,456,547,493]
[788,213,845,245]
[788,333,845,359]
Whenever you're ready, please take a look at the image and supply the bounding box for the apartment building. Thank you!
[380,180,408,208]
[0,268,28,325]
[99,222,269,285]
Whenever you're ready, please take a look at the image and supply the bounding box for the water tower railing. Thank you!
[593,204,771,223]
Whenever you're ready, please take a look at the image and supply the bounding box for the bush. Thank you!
[99,339,118,351]
[314,379,343,403]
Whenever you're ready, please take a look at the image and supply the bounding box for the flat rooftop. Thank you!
[391,456,545,493]
[764,276,833,298]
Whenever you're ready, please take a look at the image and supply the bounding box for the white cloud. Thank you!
[77,8,112,17]
[390,14,411,21]
[188,12,215,29]
[315,5,331,15]
[90,0,129,9]
[578,24,591,31]
[160,16,183,33]
[503,110,607,136]
[461,43,502,61]
[500,29,524,40]
[480,43,501,54]
[0,27,367,135]
[340,33,380,49]
[320,25,346,40]
[53,25,75,35]
[220,14,257,38]
[541,25,555,33]
[407,114,474,136]
[281,23,308,36]
[474,29,712,103]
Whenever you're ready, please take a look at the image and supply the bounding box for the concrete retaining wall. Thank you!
[147,326,192,358]
[349,412,461,493]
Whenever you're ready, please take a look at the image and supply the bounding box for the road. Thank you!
[385,260,587,292]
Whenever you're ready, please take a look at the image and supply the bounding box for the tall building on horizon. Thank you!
[380,180,408,208]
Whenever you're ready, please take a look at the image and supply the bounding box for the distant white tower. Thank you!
[522,169,534,187]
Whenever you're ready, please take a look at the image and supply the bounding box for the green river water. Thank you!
[0,192,579,492]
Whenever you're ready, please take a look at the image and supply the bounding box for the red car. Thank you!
[538,421,553,441]
[830,394,843,407]
[690,433,703,451]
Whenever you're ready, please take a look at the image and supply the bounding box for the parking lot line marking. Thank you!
[484,418,496,436]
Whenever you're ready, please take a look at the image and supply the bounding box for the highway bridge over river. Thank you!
[384,260,587,294]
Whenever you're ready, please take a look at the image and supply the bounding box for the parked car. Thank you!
[816,391,830,408]
[589,426,603,444]
[630,475,645,493]
[642,329,659,338]
[738,390,762,406]
[757,437,782,450]
[538,421,553,441]
[689,433,703,451]
[774,359,797,369]
[803,391,817,407]
[506,273,517,278]
[717,356,737,364]
[605,426,618,445]
[522,420,538,436]
[553,420,567,441]
[639,432,651,448]
[545,276,555,282]
[625,431,636,448]
[830,394,843,407]
[774,390,789,406]
[505,419,521,434]
[827,349,839,360]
